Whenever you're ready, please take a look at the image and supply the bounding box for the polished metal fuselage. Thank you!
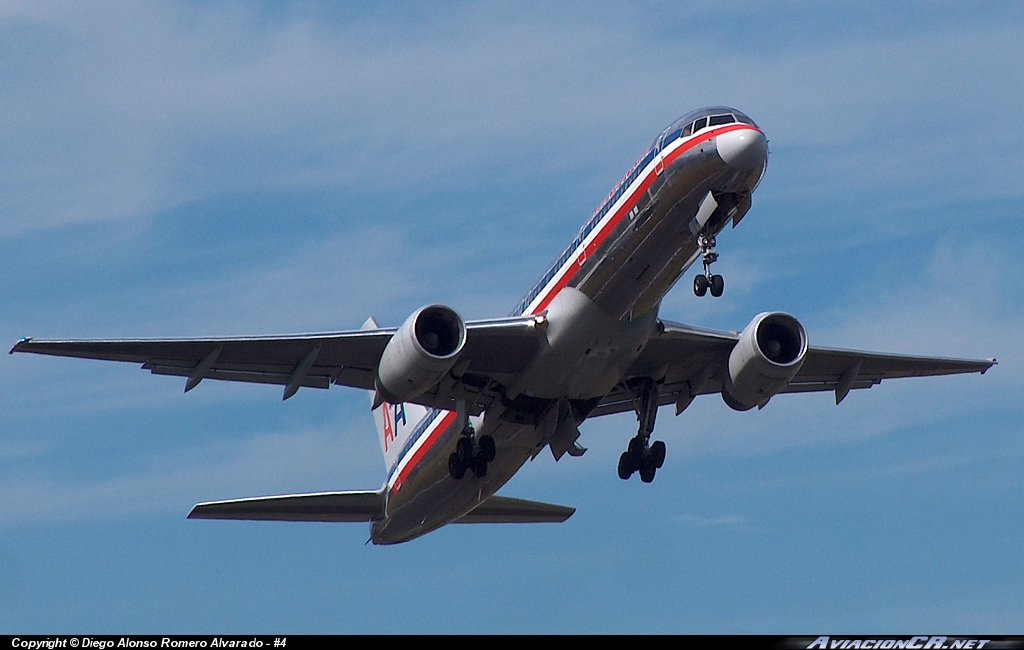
[372,107,768,544]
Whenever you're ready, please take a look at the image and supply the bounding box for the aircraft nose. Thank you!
[716,128,768,171]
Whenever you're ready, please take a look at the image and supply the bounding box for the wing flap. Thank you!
[187,490,385,523]
[147,363,334,390]
[453,495,575,524]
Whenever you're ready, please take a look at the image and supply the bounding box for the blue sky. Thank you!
[2,1,1023,633]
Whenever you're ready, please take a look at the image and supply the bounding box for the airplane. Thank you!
[10,106,995,545]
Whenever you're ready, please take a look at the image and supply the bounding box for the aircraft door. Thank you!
[655,134,667,175]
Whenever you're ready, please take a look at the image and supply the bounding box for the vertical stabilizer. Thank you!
[362,317,432,471]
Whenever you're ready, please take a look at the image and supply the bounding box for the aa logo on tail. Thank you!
[381,401,407,453]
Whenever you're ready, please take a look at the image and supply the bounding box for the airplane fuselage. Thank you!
[372,107,768,544]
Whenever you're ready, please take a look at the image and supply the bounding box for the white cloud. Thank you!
[4,2,1021,239]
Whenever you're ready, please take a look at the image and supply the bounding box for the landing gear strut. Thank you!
[448,423,496,480]
[618,379,667,483]
[693,233,724,298]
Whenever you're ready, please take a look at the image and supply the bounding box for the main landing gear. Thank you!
[448,424,496,480]
[693,233,724,298]
[618,379,666,483]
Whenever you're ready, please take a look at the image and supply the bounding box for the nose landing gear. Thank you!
[618,378,667,483]
[694,233,724,298]
[448,426,496,480]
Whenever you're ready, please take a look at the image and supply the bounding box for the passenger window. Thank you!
[708,114,735,127]
[692,117,707,132]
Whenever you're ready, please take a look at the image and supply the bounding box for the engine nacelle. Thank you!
[376,304,467,404]
[722,312,807,411]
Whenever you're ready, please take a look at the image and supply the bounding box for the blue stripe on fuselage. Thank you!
[509,141,659,317]
[386,407,444,484]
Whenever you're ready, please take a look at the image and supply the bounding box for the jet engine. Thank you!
[722,312,807,411]
[375,304,467,404]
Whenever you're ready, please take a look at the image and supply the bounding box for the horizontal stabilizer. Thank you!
[188,490,385,523]
[453,495,575,524]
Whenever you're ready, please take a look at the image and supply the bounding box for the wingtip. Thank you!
[9,337,31,354]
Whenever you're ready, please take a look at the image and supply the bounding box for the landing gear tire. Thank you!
[451,433,496,480]
[618,452,634,480]
[619,436,665,481]
[472,456,488,478]
[448,453,467,480]
[639,461,656,483]
[479,435,496,463]
[650,440,666,469]
[618,378,665,482]
[628,435,645,456]
[696,231,724,298]
[710,274,724,297]
[456,437,474,465]
[694,274,709,297]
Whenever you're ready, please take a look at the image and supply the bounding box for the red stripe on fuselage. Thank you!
[390,410,458,492]
[530,123,757,315]
[386,125,759,493]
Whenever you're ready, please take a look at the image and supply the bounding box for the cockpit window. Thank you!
[683,123,693,137]
[708,114,735,127]
[692,117,707,133]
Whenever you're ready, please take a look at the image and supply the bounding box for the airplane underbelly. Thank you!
[574,147,754,320]
[511,287,658,400]
[371,416,542,544]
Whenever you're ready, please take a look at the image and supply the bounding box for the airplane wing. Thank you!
[9,316,543,411]
[188,490,386,522]
[10,316,994,417]
[590,320,996,417]
[454,496,575,524]
[188,491,573,524]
